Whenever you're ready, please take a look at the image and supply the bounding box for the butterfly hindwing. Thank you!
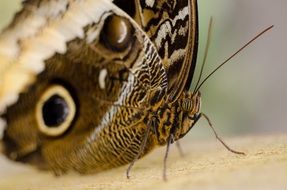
[1,0,168,173]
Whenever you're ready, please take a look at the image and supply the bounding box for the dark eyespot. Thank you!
[42,95,69,127]
[36,85,76,136]
[100,15,133,51]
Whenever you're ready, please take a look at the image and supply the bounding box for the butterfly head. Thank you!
[154,91,202,145]
[180,91,201,115]
[173,91,202,141]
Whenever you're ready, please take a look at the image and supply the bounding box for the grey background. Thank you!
[196,0,286,139]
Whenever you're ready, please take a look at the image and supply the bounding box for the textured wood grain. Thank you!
[0,134,286,190]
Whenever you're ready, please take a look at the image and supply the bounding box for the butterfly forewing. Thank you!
[118,0,199,101]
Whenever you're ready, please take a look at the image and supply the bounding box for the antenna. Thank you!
[193,17,213,92]
[194,25,274,94]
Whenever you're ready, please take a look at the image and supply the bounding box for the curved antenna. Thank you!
[194,25,274,94]
[193,17,213,92]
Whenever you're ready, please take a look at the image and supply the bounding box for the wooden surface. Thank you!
[0,134,286,190]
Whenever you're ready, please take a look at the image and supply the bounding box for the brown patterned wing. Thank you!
[114,0,199,102]
[0,0,168,173]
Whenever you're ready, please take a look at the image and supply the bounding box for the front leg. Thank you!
[200,113,246,155]
[126,116,157,179]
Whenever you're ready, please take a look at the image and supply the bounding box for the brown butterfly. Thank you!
[0,0,272,180]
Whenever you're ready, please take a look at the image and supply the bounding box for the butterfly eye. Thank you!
[100,15,133,51]
[182,98,193,112]
[36,85,76,137]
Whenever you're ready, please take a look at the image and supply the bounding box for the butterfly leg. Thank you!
[126,116,155,179]
[175,140,185,157]
[201,113,246,155]
[163,133,174,181]
[175,111,185,157]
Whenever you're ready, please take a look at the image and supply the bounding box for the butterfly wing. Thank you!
[0,0,167,173]
[114,0,199,101]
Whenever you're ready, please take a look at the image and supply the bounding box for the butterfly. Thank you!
[0,0,272,179]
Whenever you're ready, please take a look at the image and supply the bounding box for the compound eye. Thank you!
[100,15,133,51]
[182,98,193,112]
[36,85,76,137]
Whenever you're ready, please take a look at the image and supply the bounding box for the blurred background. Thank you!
[0,0,285,140]
[194,0,287,139]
